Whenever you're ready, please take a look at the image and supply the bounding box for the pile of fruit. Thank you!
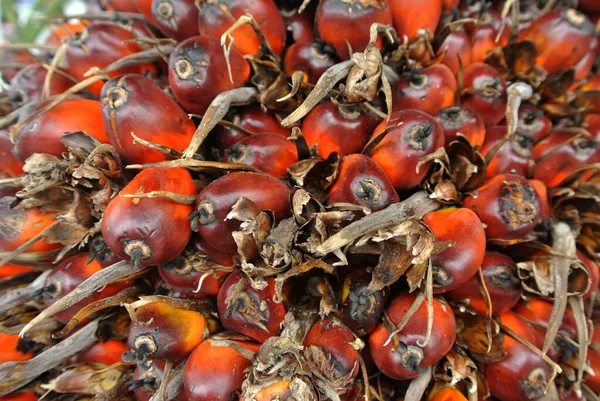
[1,0,600,400]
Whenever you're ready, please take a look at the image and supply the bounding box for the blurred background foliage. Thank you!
[1,0,75,42]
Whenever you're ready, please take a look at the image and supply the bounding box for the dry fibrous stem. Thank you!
[127,159,260,172]
[0,270,51,315]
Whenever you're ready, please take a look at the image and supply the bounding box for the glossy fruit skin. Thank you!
[532,130,600,188]
[447,251,521,315]
[578,75,600,114]
[462,174,542,240]
[388,0,442,41]
[461,63,507,126]
[301,102,381,159]
[41,254,131,324]
[391,64,457,115]
[72,340,129,366]
[0,129,23,176]
[435,106,485,147]
[168,35,250,115]
[197,0,286,57]
[470,24,510,64]
[101,74,197,165]
[428,387,468,401]
[339,268,389,336]
[158,235,233,296]
[481,126,532,178]
[327,154,398,212]
[284,11,314,44]
[513,298,577,341]
[12,98,108,162]
[368,109,445,190]
[217,270,286,343]
[584,113,600,142]
[224,133,298,177]
[577,250,599,299]
[151,0,199,41]
[7,64,72,106]
[283,41,338,85]
[424,208,486,293]
[0,197,61,253]
[191,172,291,253]
[0,393,38,401]
[369,292,456,380]
[304,318,360,378]
[0,332,33,363]
[64,22,156,96]
[102,168,196,266]
[183,336,260,401]
[518,8,595,76]
[316,0,393,60]
[126,302,208,363]
[437,31,472,76]
[0,264,35,279]
[517,105,552,143]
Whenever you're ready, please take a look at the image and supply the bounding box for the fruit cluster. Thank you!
[0,0,600,401]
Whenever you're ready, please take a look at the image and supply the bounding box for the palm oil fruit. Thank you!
[102,168,196,267]
[101,74,197,164]
[151,0,199,41]
[388,0,442,41]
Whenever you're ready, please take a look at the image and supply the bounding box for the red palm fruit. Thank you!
[151,0,199,41]
[283,41,339,85]
[585,328,600,393]
[64,22,156,96]
[190,172,291,253]
[518,8,595,76]
[12,98,108,162]
[158,235,233,296]
[532,130,600,188]
[131,362,168,401]
[437,31,472,76]
[529,179,550,222]
[303,318,360,379]
[583,113,600,142]
[102,168,196,267]
[480,126,533,178]
[133,0,158,23]
[461,63,507,126]
[0,49,36,82]
[368,292,456,380]
[0,264,35,279]
[470,24,510,64]
[435,106,485,147]
[72,340,128,366]
[441,0,458,10]
[301,102,381,158]
[39,254,131,324]
[213,105,291,155]
[0,393,37,401]
[580,0,600,12]
[485,312,550,401]
[101,74,197,165]
[513,299,577,341]
[327,154,398,212]
[124,301,210,367]
[447,251,521,315]
[197,0,286,57]
[0,129,23,176]
[183,335,260,401]
[391,64,457,115]
[168,35,250,115]
[428,387,468,401]
[217,270,286,343]
[0,332,33,363]
[7,64,72,106]
[577,75,600,113]
[339,268,389,336]
[100,0,138,11]
[577,250,599,299]
[224,133,298,177]
[388,0,442,41]
[368,109,445,190]
[284,11,314,44]
[46,20,86,46]
[462,174,542,240]
[573,37,598,81]
[253,380,314,401]
[516,105,552,142]
[316,0,393,60]
[424,207,486,293]
[0,197,61,253]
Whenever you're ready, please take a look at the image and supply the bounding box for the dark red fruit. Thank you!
[284,11,314,44]
[435,106,485,147]
[7,64,72,106]
[388,0,442,41]
[578,250,599,299]
[481,126,533,178]
[151,0,199,41]
[461,63,507,126]
[437,31,472,76]
[0,129,23,176]
[283,41,338,84]
[516,105,552,142]
[224,133,298,177]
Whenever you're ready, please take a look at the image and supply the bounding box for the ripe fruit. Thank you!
[0,333,33,363]
[72,340,128,366]
[7,64,72,106]
[368,109,445,190]
[283,41,339,85]
[190,172,291,253]
[428,387,468,401]
[577,250,599,299]
[481,126,533,178]
[316,0,393,60]
[516,105,552,142]
[301,102,381,159]
[462,174,542,240]
[391,64,457,115]
[168,35,250,114]
[388,0,442,41]
[435,106,485,147]
[0,129,23,177]
[461,63,507,126]
[102,168,196,267]
[183,335,260,401]
[447,251,521,315]
[151,0,199,41]
[217,270,286,342]
[424,208,486,293]
[369,292,456,380]
[437,31,472,76]
[224,133,298,177]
